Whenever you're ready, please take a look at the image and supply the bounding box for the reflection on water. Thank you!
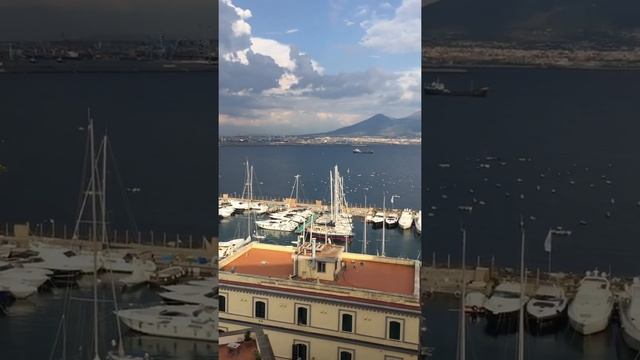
[0,273,217,359]
[423,294,639,360]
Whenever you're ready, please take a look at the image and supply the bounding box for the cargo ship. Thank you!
[424,79,489,97]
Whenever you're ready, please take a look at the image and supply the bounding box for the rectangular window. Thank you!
[316,261,326,273]
[219,294,226,312]
[339,350,354,360]
[388,319,402,341]
[341,312,353,332]
[296,305,309,326]
[254,300,267,319]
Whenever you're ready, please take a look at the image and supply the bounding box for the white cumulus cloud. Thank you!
[360,0,420,54]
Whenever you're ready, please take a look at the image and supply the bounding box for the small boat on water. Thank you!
[371,212,385,229]
[484,282,528,332]
[526,285,568,332]
[465,291,487,314]
[398,209,414,230]
[568,270,614,335]
[218,205,235,218]
[415,211,422,234]
[159,285,217,307]
[384,213,399,229]
[620,277,640,351]
[117,305,218,341]
[255,219,298,232]
[352,147,373,154]
[148,266,185,287]
[102,251,156,274]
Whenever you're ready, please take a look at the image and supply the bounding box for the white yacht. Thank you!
[384,213,399,228]
[371,212,385,229]
[0,260,51,288]
[117,305,218,341]
[228,199,250,211]
[568,270,614,335]
[218,205,235,218]
[415,211,422,234]
[398,209,414,230]
[484,282,528,331]
[0,280,38,299]
[526,285,568,331]
[159,285,217,307]
[465,291,487,314]
[255,219,298,232]
[22,245,99,275]
[102,251,156,274]
[619,277,640,350]
[218,236,252,259]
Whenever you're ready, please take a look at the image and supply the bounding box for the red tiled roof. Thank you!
[221,248,416,296]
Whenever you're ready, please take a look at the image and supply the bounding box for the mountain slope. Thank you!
[320,111,421,137]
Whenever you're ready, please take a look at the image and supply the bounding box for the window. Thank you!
[292,343,308,360]
[388,320,402,340]
[296,306,309,326]
[339,350,354,360]
[219,295,226,312]
[255,300,266,319]
[316,261,326,273]
[341,313,353,332]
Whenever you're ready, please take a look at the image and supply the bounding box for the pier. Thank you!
[220,194,419,217]
[0,223,218,275]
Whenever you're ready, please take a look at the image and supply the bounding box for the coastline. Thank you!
[424,62,640,72]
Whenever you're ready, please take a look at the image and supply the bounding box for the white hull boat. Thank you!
[398,209,414,230]
[568,270,614,335]
[415,211,422,234]
[620,277,640,351]
[218,206,235,218]
[0,280,38,299]
[159,285,217,307]
[255,219,297,232]
[117,305,218,341]
[526,285,568,331]
[103,252,156,274]
[484,282,529,331]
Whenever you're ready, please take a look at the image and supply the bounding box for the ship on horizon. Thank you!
[424,78,489,97]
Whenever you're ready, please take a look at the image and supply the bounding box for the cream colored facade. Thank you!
[219,242,421,360]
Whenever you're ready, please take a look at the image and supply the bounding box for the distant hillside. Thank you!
[318,112,421,137]
[423,0,640,43]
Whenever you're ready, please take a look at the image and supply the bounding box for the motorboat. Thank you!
[250,202,268,214]
[218,236,253,259]
[27,243,101,274]
[0,260,51,288]
[117,305,218,341]
[526,285,569,331]
[255,219,297,232]
[148,266,185,287]
[620,277,640,351]
[218,205,235,218]
[228,199,250,211]
[484,282,528,332]
[159,285,217,307]
[415,211,422,234]
[568,270,614,335]
[102,251,156,274]
[465,291,487,314]
[398,209,414,230]
[371,212,385,229]
[0,279,38,299]
[384,213,399,229]
[119,265,151,290]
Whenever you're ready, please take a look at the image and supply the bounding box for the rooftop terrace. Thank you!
[220,243,418,296]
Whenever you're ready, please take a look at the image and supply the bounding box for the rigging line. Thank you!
[108,141,139,235]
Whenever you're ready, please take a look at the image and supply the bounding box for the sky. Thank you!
[0,0,216,40]
[219,0,421,136]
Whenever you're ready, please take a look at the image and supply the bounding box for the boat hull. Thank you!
[485,309,520,333]
[620,302,640,351]
[568,314,610,335]
[526,310,567,333]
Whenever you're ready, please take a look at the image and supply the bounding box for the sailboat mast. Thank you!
[248,165,253,238]
[363,195,367,254]
[88,111,101,360]
[329,171,333,221]
[518,219,525,360]
[101,135,107,244]
[460,228,467,360]
[382,193,386,257]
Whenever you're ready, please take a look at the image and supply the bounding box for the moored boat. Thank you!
[619,277,640,350]
[398,209,414,230]
[484,282,528,332]
[568,270,614,335]
[117,305,218,341]
[526,285,568,332]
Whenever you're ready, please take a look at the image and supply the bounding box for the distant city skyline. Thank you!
[219,0,420,136]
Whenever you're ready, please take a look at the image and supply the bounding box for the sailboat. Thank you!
[219,161,254,259]
[309,165,353,243]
